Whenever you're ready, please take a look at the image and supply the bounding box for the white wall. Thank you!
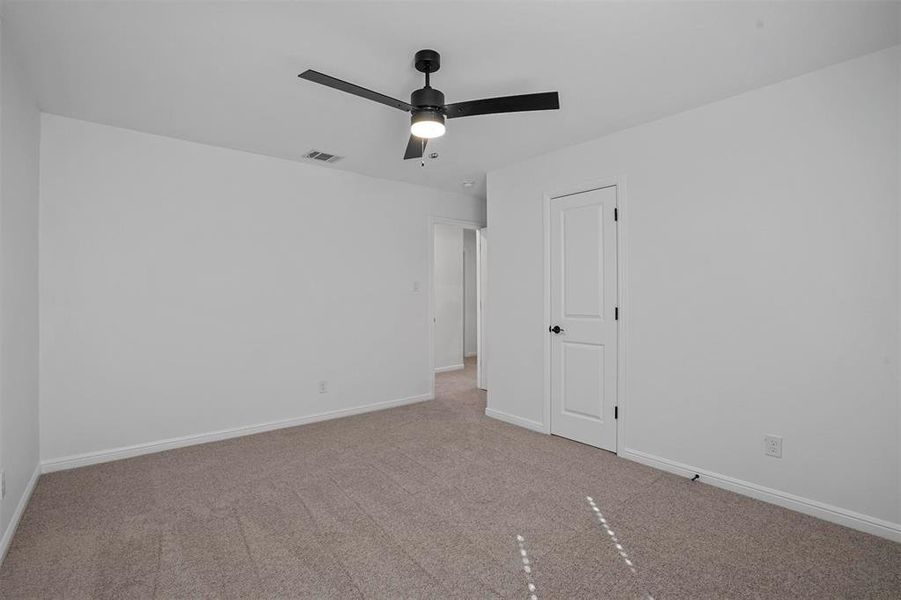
[0,20,41,554]
[487,47,900,534]
[39,114,484,464]
[463,229,477,357]
[433,224,464,371]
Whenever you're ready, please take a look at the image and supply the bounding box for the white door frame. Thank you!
[476,228,488,390]
[428,216,484,399]
[542,176,629,454]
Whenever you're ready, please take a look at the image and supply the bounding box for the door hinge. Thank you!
[614,406,618,420]
[615,306,619,320]
[614,207,618,221]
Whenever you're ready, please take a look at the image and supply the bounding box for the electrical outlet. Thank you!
[318,380,328,394]
[764,435,783,458]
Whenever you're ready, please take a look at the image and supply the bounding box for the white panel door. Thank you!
[549,186,618,451]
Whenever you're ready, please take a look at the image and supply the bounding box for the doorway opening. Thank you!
[429,219,486,399]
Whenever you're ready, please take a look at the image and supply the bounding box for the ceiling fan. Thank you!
[298,49,560,160]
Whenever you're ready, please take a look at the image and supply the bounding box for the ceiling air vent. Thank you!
[303,150,343,163]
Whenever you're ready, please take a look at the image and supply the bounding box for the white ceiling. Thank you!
[4,1,899,198]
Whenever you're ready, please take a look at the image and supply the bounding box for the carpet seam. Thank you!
[233,508,267,595]
[366,455,515,598]
[288,483,367,600]
[320,470,463,598]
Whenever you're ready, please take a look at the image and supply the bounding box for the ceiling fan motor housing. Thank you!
[411,87,445,112]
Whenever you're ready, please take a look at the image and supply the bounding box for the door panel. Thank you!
[562,342,604,419]
[550,186,617,451]
[563,204,604,319]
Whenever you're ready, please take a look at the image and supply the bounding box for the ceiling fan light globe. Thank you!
[410,111,446,139]
[410,120,446,139]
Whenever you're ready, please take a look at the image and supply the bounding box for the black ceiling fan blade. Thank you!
[298,70,412,112]
[403,134,427,160]
[445,91,559,119]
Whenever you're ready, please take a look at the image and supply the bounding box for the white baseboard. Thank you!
[484,408,547,433]
[620,448,901,543]
[41,393,433,473]
[464,352,477,358]
[0,465,40,565]
[434,364,464,373]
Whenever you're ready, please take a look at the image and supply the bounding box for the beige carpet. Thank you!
[2,357,899,599]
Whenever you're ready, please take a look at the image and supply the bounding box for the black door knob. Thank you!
[549,325,564,334]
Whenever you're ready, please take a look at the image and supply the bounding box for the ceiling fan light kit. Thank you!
[410,111,446,139]
[298,49,559,160]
